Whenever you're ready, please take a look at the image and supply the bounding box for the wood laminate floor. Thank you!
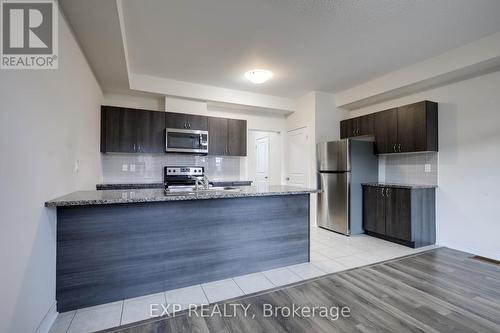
[102,248,500,333]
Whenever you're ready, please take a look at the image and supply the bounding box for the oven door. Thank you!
[166,128,208,154]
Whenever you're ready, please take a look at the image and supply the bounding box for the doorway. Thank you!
[286,127,310,188]
[247,130,282,186]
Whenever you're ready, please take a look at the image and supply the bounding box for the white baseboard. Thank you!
[35,301,58,333]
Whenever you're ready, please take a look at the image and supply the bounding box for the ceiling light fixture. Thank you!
[245,69,273,84]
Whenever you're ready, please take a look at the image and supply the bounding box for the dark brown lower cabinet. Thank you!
[385,187,411,242]
[363,186,386,235]
[363,185,435,248]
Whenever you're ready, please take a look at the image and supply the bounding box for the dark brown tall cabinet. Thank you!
[362,185,435,248]
[208,117,247,156]
[101,106,166,153]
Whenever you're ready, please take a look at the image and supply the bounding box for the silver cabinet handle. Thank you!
[393,144,397,152]
[398,144,402,152]
[381,188,385,197]
[386,188,390,197]
[133,144,136,151]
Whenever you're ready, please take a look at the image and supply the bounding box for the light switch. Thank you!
[122,164,128,172]
[424,164,431,173]
[129,164,136,172]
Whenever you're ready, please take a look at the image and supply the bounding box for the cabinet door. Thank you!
[227,119,247,156]
[186,114,208,130]
[340,120,348,139]
[397,102,427,153]
[385,188,412,241]
[363,186,386,235]
[358,114,374,136]
[208,117,228,155]
[374,108,398,154]
[102,106,138,153]
[135,110,166,153]
[165,112,187,129]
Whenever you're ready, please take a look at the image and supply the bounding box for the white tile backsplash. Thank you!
[101,154,241,183]
[380,152,438,185]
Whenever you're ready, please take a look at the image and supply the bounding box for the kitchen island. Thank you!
[46,186,318,312]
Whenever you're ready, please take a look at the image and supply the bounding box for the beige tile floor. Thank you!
[49,225,437,333]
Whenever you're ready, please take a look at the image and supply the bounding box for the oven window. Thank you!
[167,132,202,149]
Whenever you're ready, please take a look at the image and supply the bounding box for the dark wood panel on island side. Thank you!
[55,194,310,312]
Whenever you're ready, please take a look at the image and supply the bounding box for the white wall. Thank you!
[103,92,164,111]
[349,70,500,260]
[286,91,346,225]
[0,11,103,333]
[165,96,288,182]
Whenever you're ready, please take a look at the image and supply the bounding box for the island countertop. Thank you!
[45,185,320,207]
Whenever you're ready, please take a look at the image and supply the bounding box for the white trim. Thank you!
[34,301,57,333]
[335,31,500,109]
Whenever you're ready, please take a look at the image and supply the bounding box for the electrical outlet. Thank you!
[122,164,128,172]
[424,164,432,173]
[129,164,136,172]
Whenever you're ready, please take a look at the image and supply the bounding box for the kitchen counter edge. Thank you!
[45,186,320,207]
[362,182,437,189]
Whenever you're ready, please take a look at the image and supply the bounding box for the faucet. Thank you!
[189,175,210,191]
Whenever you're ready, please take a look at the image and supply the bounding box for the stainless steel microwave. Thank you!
[165,128,209,154]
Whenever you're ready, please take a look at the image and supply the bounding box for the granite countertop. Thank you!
[96,180,253,190]
[362,182,437,189]
[46,185,320,207]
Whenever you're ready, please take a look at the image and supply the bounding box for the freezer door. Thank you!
[317,172,350,235]
[316,140,350,172]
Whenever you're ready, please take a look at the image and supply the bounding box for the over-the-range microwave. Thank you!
[165,128,209,154]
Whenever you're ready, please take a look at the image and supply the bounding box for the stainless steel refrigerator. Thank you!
[316,139,378,235]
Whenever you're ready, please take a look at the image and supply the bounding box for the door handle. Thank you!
[286,177,290,181]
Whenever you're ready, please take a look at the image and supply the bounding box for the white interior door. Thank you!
[286,127,309,187]
[255,136,269,188]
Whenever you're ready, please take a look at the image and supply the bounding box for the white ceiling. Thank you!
[63,0,500,98]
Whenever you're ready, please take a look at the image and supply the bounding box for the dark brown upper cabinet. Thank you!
[208,117,228,156]
[165,112,208,130]
[372,101,438,154]
[374,108,398,154]
[101,106,166,153]
[208,117,247,156]
[397,101,438,153]
[227,119,247,156]
[340,114,374,139]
